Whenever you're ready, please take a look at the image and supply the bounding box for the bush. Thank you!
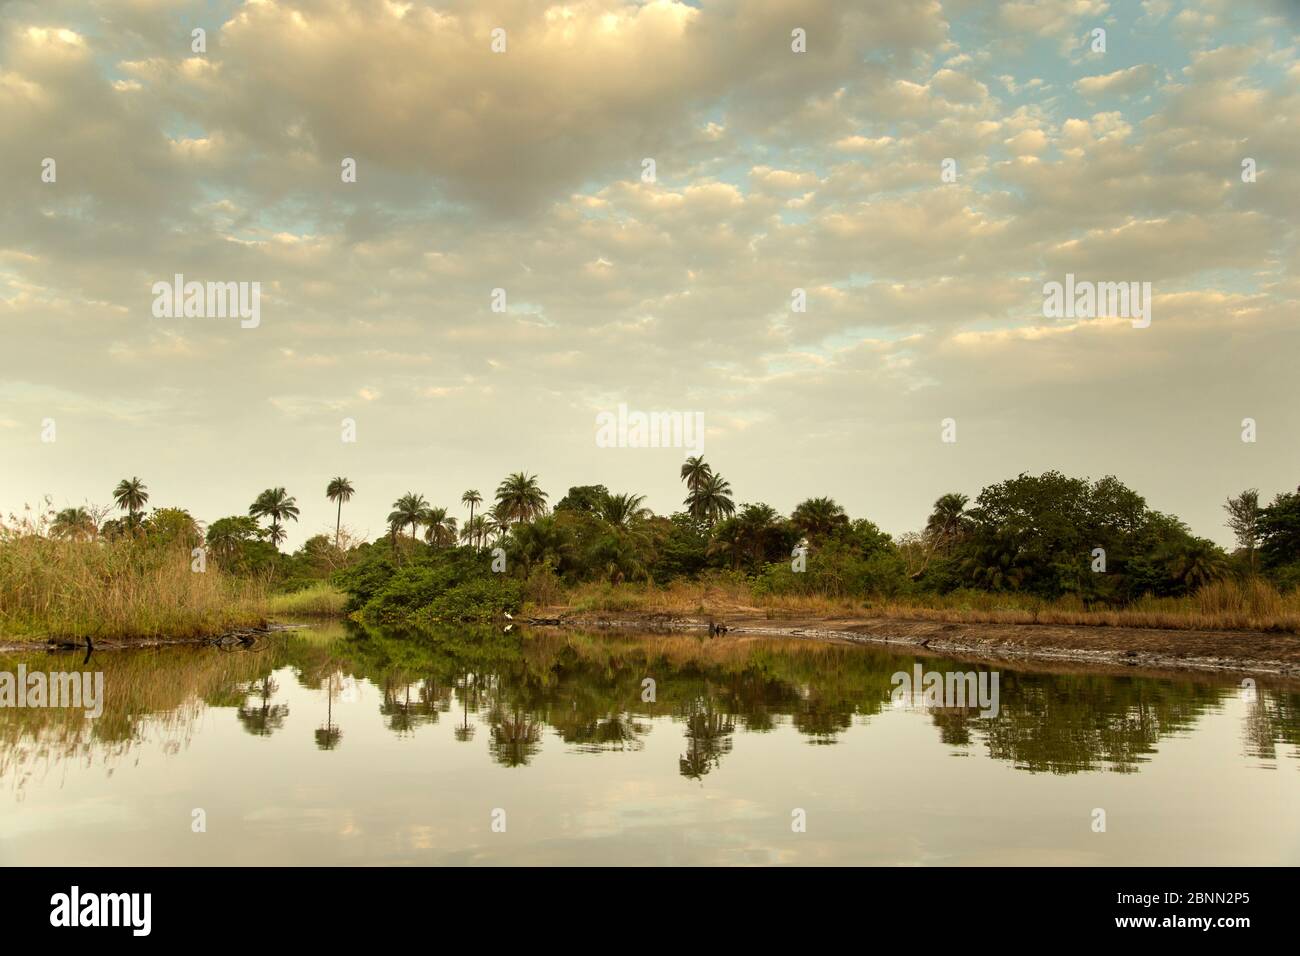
[523,562,566,606]
[339,545,521,626]
[412,578,523,625]
[751,542,911,599]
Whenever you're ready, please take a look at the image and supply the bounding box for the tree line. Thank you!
[35,462,1300,603]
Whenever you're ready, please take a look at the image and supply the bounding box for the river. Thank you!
[2,622,1296,865]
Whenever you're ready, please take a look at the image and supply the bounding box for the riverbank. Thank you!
[5,570,1300,677]
[0,622,306,654]
[6,605,1298,678]
[530,610,1300,677]
[554,578,1300,634]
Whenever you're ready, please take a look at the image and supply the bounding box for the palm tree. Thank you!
[249,487,300,548]
[925,493,970,549]
[590,527,649,584]
[599,492,651,529]
[510,515,573,576]
[325,477,355,548]
[485,504,510,546]
[461,514,490,549]
[917,492,970,577]
[1165,538,1229,591]
[790,497,848,545]
[462,490,482,541]
[387,493,428,540]
[688,472,735,527]
[422,506,458,547]
[51,506,97,541]
[495,472,548,525]
[680,456,712,496]
[959,526,1028,591]
[112,477,149,527]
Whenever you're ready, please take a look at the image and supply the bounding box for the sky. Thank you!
[0,0,1297,550]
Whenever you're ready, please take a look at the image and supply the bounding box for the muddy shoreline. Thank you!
[542,612,1300,679]
[6,613,1300,682]
[0,623,300,654]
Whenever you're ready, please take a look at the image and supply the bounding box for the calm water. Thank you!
[2,623,1297,866]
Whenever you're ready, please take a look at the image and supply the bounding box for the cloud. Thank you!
[1076,64,1157,98]
[0,0,1294,550]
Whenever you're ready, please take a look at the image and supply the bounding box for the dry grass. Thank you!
[265,582,349,618]
[555,578,767,616]
[0,532,269,642]
[546,575,1300,633]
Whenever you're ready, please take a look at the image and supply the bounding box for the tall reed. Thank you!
[0,523,268,641]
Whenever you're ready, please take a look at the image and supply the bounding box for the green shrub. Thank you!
[339,545,521,626]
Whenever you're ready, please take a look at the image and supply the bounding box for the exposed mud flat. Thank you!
[547,612,1300,679]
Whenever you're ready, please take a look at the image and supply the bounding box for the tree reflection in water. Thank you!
[678,692,735,780]
[237,675,288,737]
[2,624,1298,790]
[489,706,542,767]
[315,671,343,751]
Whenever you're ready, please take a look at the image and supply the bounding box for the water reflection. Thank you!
[237,675,289,737]
[315,673,343,751]
[1,621,1297,796]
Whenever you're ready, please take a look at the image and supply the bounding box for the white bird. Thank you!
[503,611,514,620]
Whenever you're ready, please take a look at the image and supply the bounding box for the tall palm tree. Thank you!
[462,490,482,542]
[325,477,355,549]
[51,506,97,541]
[484,505,509,546]
[688,472,735,527]
[790,497,848,545]
[599,492,651,529]
[925,493,970,549]
[915,492,970,578]
[421,506,458,547]
[249,487,300,548]
[680,456,712,497]
[112,477,149,527]
[387,493,428,540]
[495,472,548,525]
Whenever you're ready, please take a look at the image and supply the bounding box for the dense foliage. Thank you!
[317,468,1299,625]
[16,466,1300,631]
